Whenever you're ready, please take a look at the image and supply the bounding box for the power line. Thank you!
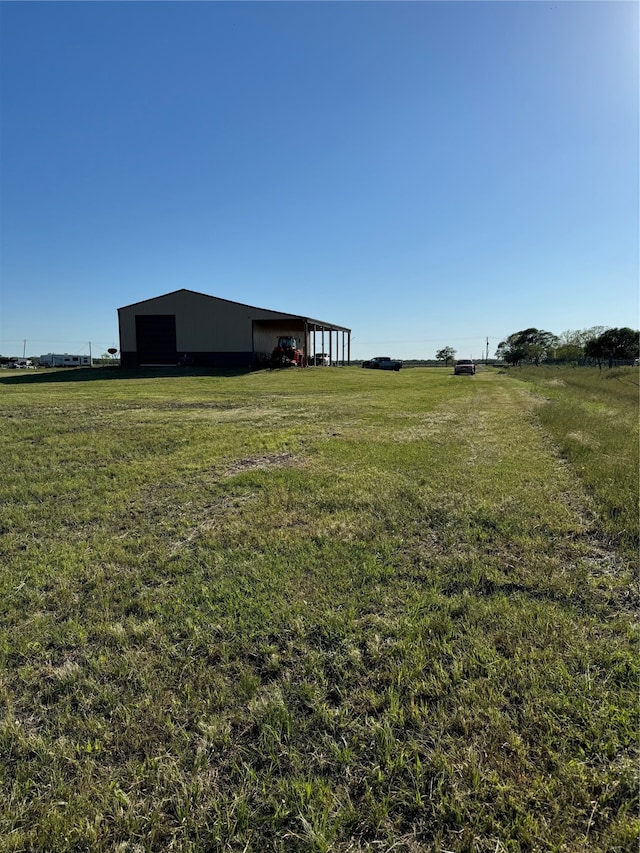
[357,335,502,344]
[1,339,116,351]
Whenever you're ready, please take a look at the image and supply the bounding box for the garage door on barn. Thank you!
[135,315,177,366]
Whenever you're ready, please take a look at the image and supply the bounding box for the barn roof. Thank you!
[118,289,350,333]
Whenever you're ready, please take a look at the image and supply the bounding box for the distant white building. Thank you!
[39,353,92,367]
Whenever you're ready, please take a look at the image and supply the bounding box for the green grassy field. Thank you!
[1,365,637,852]
[506,365,639,558]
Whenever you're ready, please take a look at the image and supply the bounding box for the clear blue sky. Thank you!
[1,1,637,361]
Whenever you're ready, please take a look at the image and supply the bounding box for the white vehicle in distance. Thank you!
[454,359,476,375]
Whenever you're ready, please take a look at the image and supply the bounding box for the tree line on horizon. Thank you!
[436,327,639,368]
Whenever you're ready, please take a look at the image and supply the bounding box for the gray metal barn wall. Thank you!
[119,290,351,368]
[119,291,288,354]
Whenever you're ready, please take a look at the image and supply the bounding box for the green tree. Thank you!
[496,328,558,366]
[558,327,607,348]
[435,346,456,366]
[554,344,584,364]
[554,327,609,364]
[585,327,639,366]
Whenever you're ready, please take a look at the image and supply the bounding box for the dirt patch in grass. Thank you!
[222,452,305,477]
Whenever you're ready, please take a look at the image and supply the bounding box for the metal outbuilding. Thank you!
[118,289,351,369]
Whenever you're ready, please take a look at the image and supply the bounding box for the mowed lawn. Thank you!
[0,365,637,852]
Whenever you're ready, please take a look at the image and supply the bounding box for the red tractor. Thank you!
[271,336,305,368]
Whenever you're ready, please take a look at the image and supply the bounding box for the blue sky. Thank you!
[1,1,637,361]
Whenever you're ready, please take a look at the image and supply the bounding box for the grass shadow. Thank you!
[0,366,253,384]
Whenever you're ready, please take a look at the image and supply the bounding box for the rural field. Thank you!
[0,364,637,852]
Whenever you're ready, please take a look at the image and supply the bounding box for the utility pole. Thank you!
[23,339,26,359]
[89,342,92,366]
[485,337,489,364]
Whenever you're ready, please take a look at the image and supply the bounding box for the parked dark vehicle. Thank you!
[454,359,476,375]
[362,356,402,371]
